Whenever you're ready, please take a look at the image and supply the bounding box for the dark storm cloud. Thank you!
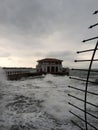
[0,0,98,67]
[0,0,65,36]
[0,0,97,37]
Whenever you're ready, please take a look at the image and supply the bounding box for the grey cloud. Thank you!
[0,0,65,36]
[0,0,98,40]
[0,52,10,57]
[46,51,76,61]
[0,0,98,67]
[34,52,45,57]
[1,0,97,37]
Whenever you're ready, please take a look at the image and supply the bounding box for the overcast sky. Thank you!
[0,0,98,68]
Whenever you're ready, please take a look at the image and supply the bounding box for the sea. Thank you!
[0,68,98,130]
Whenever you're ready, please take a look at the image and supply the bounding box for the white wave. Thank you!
[0,74,97,130]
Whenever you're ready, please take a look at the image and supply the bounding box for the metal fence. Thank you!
[68,11,98,130]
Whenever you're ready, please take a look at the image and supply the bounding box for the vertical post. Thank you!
[84,41,98,130]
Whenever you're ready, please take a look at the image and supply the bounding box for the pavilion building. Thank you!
[36,58,63,73]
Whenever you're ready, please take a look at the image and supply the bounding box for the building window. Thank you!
[56,66,58,72]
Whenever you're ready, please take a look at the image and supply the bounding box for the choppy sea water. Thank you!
[0,69,98,130]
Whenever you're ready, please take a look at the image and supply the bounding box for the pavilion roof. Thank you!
[37,58,63,62]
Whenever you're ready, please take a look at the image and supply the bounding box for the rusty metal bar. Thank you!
[68,102,98,120]
[71,120,84,130]
[68,85,98,96]
[71,68,98,72]
[82,36,98,42]
[77,48,98,53]
[74,59,98,62]
[93,10,98,15]
[69,111,98,130]
[89,23,98,29]
[68,94,98,108]
[69,76,95,84]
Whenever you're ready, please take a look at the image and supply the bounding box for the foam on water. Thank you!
[0,68,7,80]
[0,73,97,130]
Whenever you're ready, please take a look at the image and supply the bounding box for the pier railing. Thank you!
[68,11,98,130]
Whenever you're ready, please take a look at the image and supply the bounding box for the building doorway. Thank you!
[51,66,54,73]
[56,66,58,72]
[47,66,50,73]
